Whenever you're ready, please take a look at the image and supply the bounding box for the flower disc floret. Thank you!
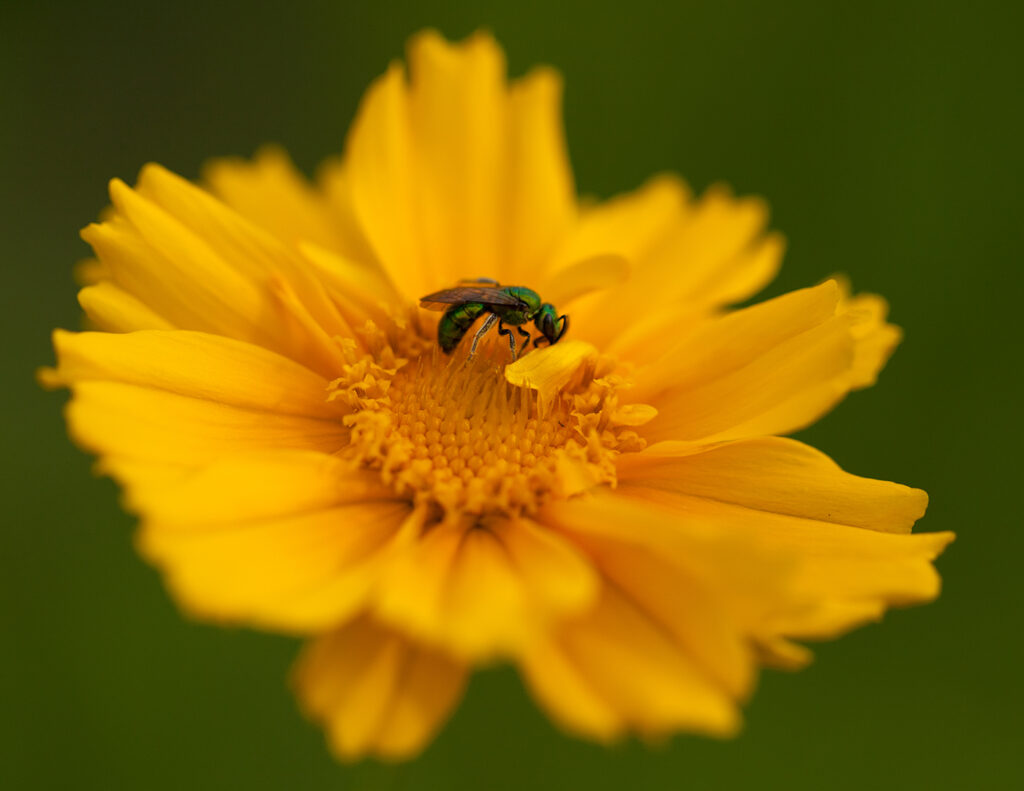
[329,323,645,518]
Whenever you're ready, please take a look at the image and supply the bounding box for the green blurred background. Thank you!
[3,0,1021,788]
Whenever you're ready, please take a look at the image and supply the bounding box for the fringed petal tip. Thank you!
[36,366,61,391]
[291,616,468,762]
[517,585,745,745]
[370,516,600,662]
[826,274,904,389]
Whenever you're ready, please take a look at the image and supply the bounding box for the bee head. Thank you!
[534,303,569,346]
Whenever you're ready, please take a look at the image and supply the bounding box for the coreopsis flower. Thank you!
[42,30,952,761]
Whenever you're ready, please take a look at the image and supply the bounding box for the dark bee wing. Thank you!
[419,286,523,311]
[419,301,461,311]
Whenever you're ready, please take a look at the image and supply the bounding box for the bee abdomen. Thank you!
[438,302,486,353]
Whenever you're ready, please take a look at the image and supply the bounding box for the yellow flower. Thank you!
[42,30,953,761]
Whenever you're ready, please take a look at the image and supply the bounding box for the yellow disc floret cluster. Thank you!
[329,319,650,519]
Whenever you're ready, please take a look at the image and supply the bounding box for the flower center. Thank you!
[329,318,651,519]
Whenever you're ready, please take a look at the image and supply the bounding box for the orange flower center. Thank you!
[329,320,650,519]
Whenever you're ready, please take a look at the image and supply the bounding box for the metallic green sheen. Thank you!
[503,286,542,319]
[438,302,487,352]
[432,282,569,354]
[437,287,547,353]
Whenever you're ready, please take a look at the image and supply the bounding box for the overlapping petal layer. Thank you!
[627,279,902,443]
[373,516,598,659]
[293,616,467,760]
[615,439,953,636]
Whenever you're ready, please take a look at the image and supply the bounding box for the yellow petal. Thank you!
[635,281,839,393]
[725,284,903,439]
[314,156,382,265]
[344,62,426,300]
[540,491,802,670]
[614,438,953,637]
[134,164,356,359]
[203,145,345,252]
[549,176,685,341]
[141,499,416,632]
[120,450,394,525]
[293,616,467,761]
[344,32,577,298]
[774,528,953,623]
[407,30,507,284]
[552,175,689,273]
[630,280,907,445]
[840,287,902,388]
[134,163,296,283]
[87,169,359,376]
[646,184,782,311]
[373,517,598,660]
[633,282,861,443]
[493,516,599,617]
[540,494,768,700]
[81,207,266,344]
[43,329,343,420]
[516,638,622,742]
[755,637,814,670]
[610,403,658,427]
[203,147,398,321]
[297,242,404,326]
[520,585,741,742]
[120,451,416,633]
[64,381,347,466]
[97,457,196,493]
[504,66,577,283]
[538,253,629,309]
[617,436,928,534]
[650,321,853,443]
[76,282,175,332]
[504,340,598,409]
[554,178,782,346]
[74,257,109,285]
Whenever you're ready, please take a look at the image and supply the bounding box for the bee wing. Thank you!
[419,301,459,311]
[418,286,524,310]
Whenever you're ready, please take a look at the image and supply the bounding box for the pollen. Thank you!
[329,321,649,518]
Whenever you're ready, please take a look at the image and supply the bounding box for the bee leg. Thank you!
[497,321,517,361]
[467,313,499,360]
[515,326,532,349]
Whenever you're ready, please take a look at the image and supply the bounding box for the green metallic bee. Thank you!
[419,278,569,361]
